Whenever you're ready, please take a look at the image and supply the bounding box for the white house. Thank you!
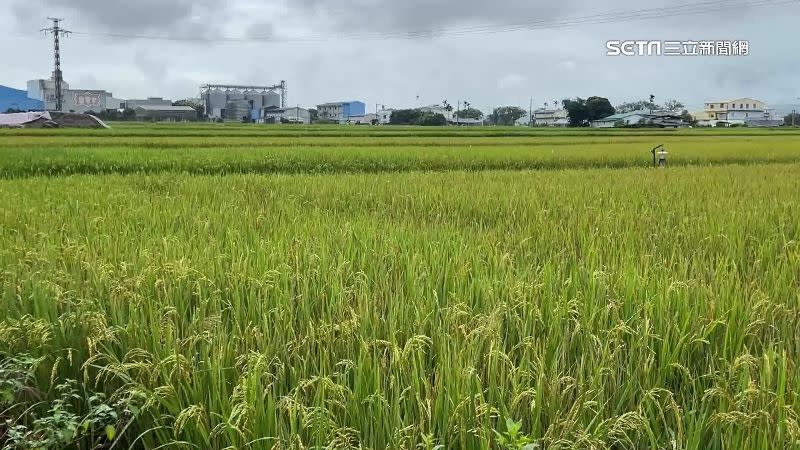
[377,109,393,124]
[533,108,568,126]
[699,98,776,125]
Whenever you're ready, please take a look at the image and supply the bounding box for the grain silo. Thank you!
[207,88,227,118]
[245,90,263,109]
[264,90,281,108]
[225,99,251,120]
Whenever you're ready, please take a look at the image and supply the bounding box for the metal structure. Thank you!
[651,144,668,168]
[41,18,70,112]
[200,82,287,119]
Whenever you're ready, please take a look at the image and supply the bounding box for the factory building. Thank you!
[0,85,43,111]
[317,101,366,122]
[262,106,311,124]
[201,82,286,121]
[125,97,173,109]
[27,74,123,114]
[133,105,197,122]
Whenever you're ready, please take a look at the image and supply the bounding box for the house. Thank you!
[533,108,568,126]
[377,108,394,124]
[418,105,454,121]
[345,113,377,125]
[317,101,366,122]
[592,110,689,128]
[591,111,649,128]
[700,98,774,125]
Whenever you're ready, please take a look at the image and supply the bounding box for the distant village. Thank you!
[0,73,795,128]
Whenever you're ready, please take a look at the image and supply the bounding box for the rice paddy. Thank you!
[1,124,798,449]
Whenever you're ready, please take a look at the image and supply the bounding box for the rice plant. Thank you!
[0,126,798,449]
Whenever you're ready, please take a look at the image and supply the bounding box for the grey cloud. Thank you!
[14,0,225,37]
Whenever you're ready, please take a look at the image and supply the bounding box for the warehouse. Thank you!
[0,85,44,111]
[133,105,197,122]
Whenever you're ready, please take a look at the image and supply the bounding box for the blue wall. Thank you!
[0,85,44,112]
[342,101,366,118]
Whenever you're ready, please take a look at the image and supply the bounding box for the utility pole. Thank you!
[531,98,536,126]
[41,18,71,112]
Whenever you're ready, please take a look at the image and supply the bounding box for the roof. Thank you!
[0,111,51,126]
[134,105,196,112]
[318,101,364,107]
[706,98,764,104]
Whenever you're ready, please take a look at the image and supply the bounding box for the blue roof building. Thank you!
[0,85,44,112]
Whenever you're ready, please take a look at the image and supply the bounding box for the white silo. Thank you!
[245,90,263,109]
[264,90,281,108]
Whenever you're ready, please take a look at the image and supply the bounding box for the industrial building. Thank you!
[263,106,311,124]
[201,82,286,121]
[125,97,173,109]
[317,101,366,122]
[27,74,123,113]
[0,85,44,111]
[133,105,197,122]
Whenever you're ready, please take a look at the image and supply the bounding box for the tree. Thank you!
[4,108,23,114]
[455,108,483,120]
[121,108,136,121]
[785,113,800,126]
[585,96,615,122]
[663,99,685,113]
[680,110,695,125]
[487,106,527,126]
[390,109,422,125]
[309,108,319,123]
[417,112,447,126]
[561,98,589,127]
[616,100,662,113]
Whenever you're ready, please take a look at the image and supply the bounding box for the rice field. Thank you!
[1,125,799,449]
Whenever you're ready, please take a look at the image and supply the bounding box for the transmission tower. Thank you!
[41,18,71,111]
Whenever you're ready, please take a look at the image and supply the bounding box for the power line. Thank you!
[65,0,798,43]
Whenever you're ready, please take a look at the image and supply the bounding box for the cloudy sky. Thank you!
[3,0,799,113]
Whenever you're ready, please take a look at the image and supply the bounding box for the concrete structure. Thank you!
[0,85,44,111]
[533,108,568,126]
[262,106,311,124]
[700,98,771,125]
[317,101,366,122]
[27,75,122,113]
[377,108,394,124]
[134,105,197,121]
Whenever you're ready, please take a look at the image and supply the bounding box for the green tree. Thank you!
[785,112,800,126]
[680,109,695,125]
[585,96,615,122]
[417,112,447,126]
[454,108,483,120]
[616,100,663,113]
[389,109,422,125]
[663,99,685,112]
[487,106,527,126]
[121,108,136,121]
[309,108,319,123]
[562,98,589,127]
